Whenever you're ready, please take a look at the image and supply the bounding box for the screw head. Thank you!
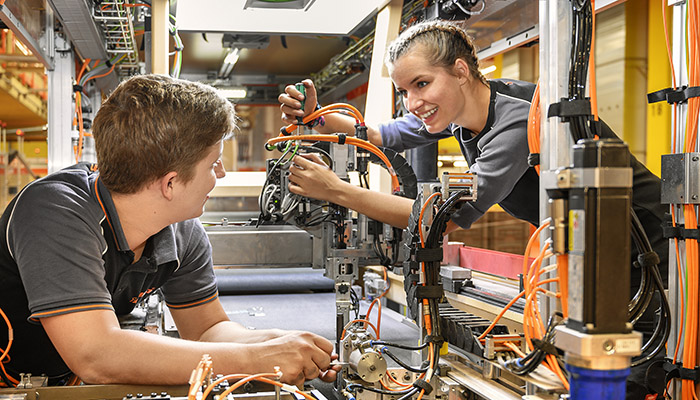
[602,340,615,354]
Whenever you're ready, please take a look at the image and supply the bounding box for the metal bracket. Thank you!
[542,167,632,190]
[0,4,54,70]
[661,153,700,204]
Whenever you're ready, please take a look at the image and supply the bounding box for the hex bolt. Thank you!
[694,195,698,200]
[693,156,699,162]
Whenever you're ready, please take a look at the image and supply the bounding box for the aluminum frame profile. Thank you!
[47,0,108,60]
[0,4,54,70]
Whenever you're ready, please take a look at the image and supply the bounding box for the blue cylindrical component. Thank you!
[567,365,630,400]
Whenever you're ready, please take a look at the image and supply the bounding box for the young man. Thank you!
[0,74,338,387]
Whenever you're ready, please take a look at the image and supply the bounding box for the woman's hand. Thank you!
[279,79,319,125]
[287,154,342,203]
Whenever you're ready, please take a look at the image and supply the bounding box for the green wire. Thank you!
[280,142,300,165]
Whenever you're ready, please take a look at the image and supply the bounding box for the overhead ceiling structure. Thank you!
[176,0,391,35]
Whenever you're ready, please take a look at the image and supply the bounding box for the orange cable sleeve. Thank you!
[265,135,401,192]
[589,0,598,121]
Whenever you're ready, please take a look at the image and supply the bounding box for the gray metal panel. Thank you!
[465,0,537,55]
[661,153,700,204]
[47,0,107,60]
[206,226,313,267]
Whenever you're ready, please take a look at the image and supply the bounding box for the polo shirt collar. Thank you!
[90,174,179,266]
[91,174,130,253]
[148,225,179,266]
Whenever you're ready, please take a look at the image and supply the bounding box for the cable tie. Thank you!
[547,98,592,121]
[663,359,700,383]
[648,85,700,105]
[415,247,442,262]
[337,133,347,145]
[424,334,444,346]
[105,59,112,68]
[73,84,84,93]
[636,251,660,269]
[174,46,184,51]
[412,379,433,395]
[414,285,442,299]
[661,223,700,240]
[527,153,540,167]
[531,338,558,356]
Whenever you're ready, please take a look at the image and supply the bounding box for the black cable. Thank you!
[350,288,360,319]
[380,347,428,373]
[346,383,414,395]
[0,368,12,388]
[629,210,671,367]
[370,340,430,351]
[258,143,297,224]
[504,313,564,376]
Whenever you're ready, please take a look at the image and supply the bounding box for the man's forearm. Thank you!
[72,325,261,385]
[198,320,286,344]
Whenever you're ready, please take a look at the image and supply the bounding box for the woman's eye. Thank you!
[417,81,428,88]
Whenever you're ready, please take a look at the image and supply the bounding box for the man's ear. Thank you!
[160,171,179,201]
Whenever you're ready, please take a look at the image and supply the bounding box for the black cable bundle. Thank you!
[565,0,670,366]
[629,210,671,367]
[421,190,470,368]
[257,143,299,226]
[504,313,565,376]
[568,0,594,141]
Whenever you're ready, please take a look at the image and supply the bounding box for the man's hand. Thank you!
[279,79,318,126]
[287,154,342,203]
[252,331,340,387]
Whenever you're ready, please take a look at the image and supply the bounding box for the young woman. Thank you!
[279,20,665,397]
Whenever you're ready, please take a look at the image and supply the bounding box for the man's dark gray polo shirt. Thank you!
[0,164,218,382]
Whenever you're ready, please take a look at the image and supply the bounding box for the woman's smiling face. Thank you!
[389,46,467,134]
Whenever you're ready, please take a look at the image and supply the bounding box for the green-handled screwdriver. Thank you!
[296,83,305,126]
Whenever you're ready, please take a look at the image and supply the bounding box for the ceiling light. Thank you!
[14,39,31,56]
[243,0,316,10]
[453,160,469,168]
[219,48,240,79]
[479,65,497,75]
[219,88,248,99]
[223,48,240,65]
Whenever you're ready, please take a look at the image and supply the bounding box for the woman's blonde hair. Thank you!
[385,19,487,86]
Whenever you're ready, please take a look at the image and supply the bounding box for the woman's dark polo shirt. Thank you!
[0,164,218,381]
